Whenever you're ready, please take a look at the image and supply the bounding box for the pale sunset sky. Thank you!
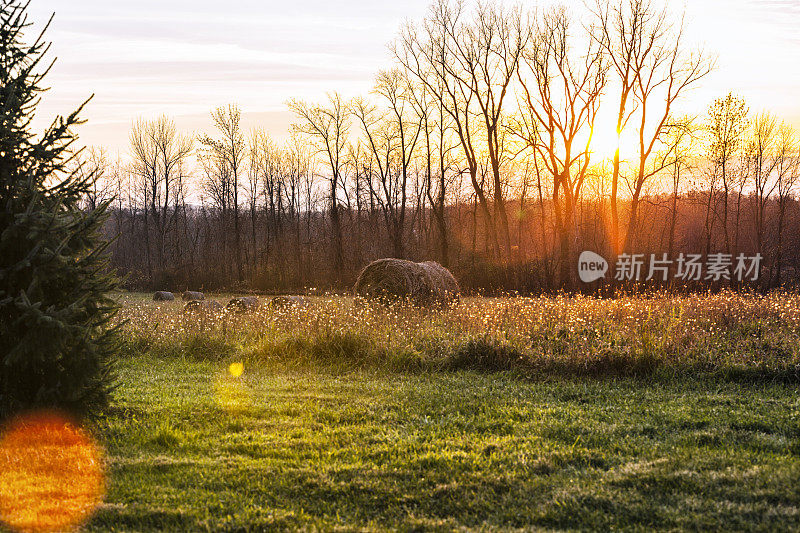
[27,0,800,155]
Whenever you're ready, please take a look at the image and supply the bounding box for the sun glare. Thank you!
[588,115,640,163]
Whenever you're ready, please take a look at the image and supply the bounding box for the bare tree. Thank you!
[353,69,423,258]
[199,104,246,282]
[75,146,113,212]
[289,93,351,278]
[772,123,799,286]
[706,93,748,255]
[516,6,607,287]
[662,116,699,263]
[283,136,313,282]
[198,134,233,282]
[447,1,528,258]
[396,38,459,266]
[747,112,780,260]
[395,0,513,259]
[246,129,268,271]
[130,115,192,282]
[594,0,713,253]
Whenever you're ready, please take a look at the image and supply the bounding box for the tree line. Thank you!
[79,0,800,293]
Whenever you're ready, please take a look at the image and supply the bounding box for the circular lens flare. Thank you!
[228,363,244,378]
[0,411,105,533]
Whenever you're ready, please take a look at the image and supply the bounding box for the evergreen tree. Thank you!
[0,0,118,420]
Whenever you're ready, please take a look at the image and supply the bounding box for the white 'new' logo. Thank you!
[578,251,608,283]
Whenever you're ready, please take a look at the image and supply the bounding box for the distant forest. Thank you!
[75,0,799,293]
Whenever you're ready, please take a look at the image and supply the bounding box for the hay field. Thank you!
[117,291,800,380]
[76,292,800,530]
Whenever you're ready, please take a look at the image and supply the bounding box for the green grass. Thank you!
[5,292,798,531]
[80,354,799,531]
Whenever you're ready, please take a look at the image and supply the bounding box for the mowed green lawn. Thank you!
[84,354,800,532]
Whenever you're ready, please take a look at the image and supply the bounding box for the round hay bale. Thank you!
[183,300,224,314]
[182,291,205,301]
[420,261,461,304]
[270,296,307,310]
[207,300,224,311]
[353,258,460,307]
[226,296,259,313]
[153,291,175,301]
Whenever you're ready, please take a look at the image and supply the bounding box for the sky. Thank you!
[27,0,800,156]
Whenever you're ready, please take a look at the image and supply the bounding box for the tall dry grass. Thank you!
[115,291,800,381]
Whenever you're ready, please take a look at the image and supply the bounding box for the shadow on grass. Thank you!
[120,327,800,385]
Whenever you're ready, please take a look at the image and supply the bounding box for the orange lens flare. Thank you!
[0,411,105,533]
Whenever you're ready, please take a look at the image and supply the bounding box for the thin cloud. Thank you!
[25,0,800,153]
